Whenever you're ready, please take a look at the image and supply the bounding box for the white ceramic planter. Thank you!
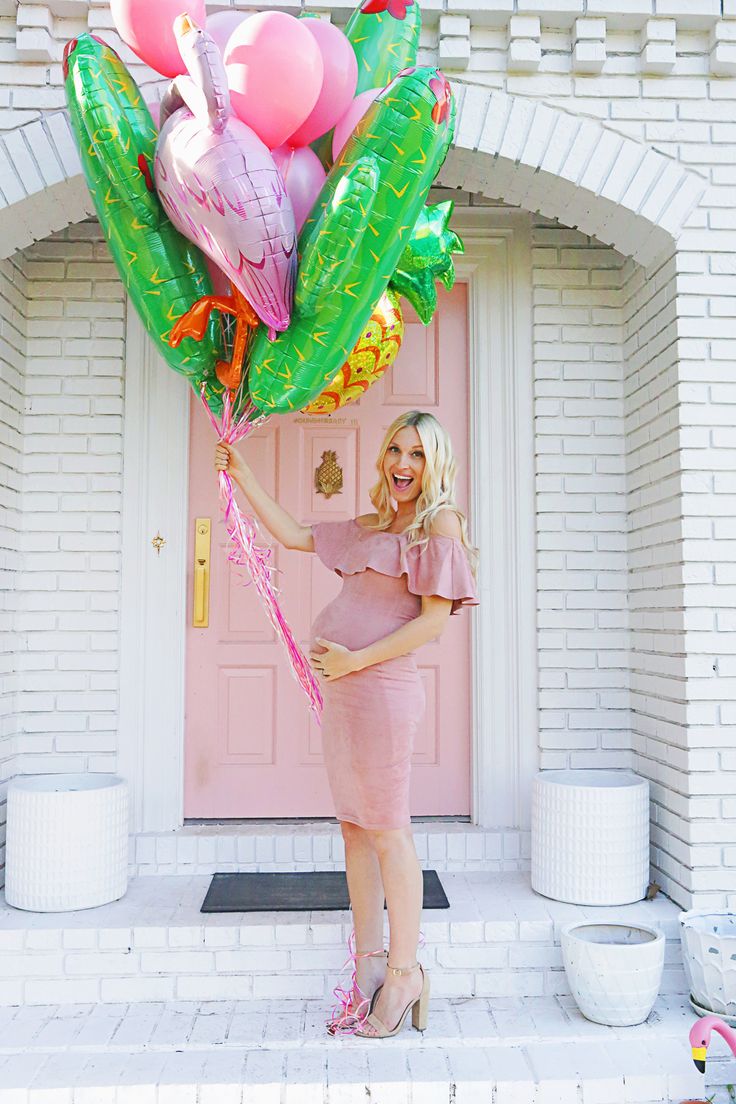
[531,769,650,906]
[5,774,129,912]
[680,910,736,1022]
[561,921,665,1027]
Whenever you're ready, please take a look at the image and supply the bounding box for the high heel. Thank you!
[411,967,430,1031]
[326,932,388,1036]
[355,962,430,1038]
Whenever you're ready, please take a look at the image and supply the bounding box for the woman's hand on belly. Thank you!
[309,637,360,682]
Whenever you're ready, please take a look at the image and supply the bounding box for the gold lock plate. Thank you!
[193,518,211,628]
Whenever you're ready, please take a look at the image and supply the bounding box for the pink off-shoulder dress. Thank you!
[310,519,478,831]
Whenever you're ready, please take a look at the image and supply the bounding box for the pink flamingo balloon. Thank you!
[154,13,296,386]
[690,1014,736,1073]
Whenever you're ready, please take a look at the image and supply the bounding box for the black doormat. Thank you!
[201,870,450,913]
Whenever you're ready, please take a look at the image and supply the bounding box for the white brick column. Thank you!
[0,255,27,883]
[16,225,125,781]
[670,245,736,908]
[622,250,688,905]
[620,241,736,910]
[533,222,631,777]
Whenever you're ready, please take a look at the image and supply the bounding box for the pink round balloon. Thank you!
[331,87,381,162]
[224,12,324,150]
[272,145,327,232]
[205,10,250,58]
[287,20,358,148]
[110,0,206,77]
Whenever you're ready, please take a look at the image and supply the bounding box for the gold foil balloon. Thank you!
[302,289,403,415]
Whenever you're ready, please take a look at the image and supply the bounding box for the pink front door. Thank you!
[184,283,472,818]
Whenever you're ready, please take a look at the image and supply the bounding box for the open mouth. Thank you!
[392,474,413,491]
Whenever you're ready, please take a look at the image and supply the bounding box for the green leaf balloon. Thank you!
[389,201,464,324]
[247,66,456,416]
[63,34,224,412]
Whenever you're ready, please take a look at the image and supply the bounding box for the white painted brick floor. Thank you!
[0,872,687,1008]
[128,823,531,877]
[0,994,708,1103]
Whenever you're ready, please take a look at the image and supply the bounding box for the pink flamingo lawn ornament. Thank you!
[154,13,297,389]
[690,1014,736,1073]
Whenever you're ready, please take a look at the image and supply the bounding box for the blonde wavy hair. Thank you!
[366,411,478,576]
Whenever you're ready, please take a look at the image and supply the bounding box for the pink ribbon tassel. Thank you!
[201,387,323,721]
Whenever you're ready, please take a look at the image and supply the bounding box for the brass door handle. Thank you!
[192,518,211,628]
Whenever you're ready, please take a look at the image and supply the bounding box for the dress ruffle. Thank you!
[312,519,478,616]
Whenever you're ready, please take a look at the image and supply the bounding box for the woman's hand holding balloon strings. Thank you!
[214,441,250,488]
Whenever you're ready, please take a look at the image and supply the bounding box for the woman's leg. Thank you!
[359,826,424,1034]
[340,821,387,1004]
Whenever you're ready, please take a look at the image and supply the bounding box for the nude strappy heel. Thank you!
[355,961,430,1038]
[326,933,388,1036]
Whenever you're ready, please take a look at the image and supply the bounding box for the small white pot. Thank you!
[679,910,736,1020]
[561,921,665,1027]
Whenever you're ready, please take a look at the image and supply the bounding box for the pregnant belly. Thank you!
[311,596,415,655]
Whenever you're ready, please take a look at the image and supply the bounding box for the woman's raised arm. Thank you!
[214,442,315,552]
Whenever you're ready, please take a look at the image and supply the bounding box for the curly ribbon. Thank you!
[327,929,386,1036]
[326,927,427,1035]
[200,387,323,721]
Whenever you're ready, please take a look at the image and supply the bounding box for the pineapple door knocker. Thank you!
[315,450,343,499]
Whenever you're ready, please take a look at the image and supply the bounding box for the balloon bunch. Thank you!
[64,0,463,715]
[62,32,225,411]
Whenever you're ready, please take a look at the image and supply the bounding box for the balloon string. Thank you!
[201,386,324,722]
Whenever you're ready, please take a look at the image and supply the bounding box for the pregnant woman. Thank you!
[215,410,478,1038]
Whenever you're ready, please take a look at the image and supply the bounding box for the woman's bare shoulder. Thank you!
[355,512,379,529]
[429,508,463,539]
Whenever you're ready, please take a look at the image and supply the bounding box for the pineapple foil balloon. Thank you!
[302,290,404,415]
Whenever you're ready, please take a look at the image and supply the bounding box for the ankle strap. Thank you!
[356,948,388,959]
[386,961,420,976]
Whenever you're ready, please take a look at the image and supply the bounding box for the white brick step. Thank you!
[0,873,687,1008]
[0,996,706,1104]
[129,823,530,876]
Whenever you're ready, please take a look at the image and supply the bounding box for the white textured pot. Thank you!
[680,910,736,1020]
[531,769,649,906]
[5,774,129,912]
[561,921,665,1027]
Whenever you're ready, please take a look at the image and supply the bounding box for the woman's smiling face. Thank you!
[382,426,426,503]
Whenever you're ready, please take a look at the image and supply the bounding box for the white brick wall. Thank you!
[621,249,687,904]
[0,255,27,879]
[532,221,631,776]
[530,211,734,910]
[15,223,124,780]
[671,242,736,909]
